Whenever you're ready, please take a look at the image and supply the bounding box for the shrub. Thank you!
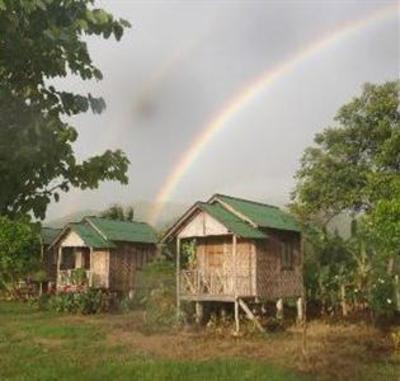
[46,288,111,314]
[133,259,179,331]
[368,272,397,319]
[0,216,40,298]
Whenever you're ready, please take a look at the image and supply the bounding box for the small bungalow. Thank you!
[49,217,158,295]
[162,194,304,330]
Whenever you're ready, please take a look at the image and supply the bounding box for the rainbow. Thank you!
[149,3,398,224]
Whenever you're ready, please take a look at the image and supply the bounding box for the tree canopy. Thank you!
[293,81,400,225]
[101,204,134,222]
[0,0,131,220]
[293,81,400,317]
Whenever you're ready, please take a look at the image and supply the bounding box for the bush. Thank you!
[46,288,111,314]
[369,272,397,319]
[133,259,179,331]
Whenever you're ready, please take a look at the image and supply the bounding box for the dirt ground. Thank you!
[75,311,400,381]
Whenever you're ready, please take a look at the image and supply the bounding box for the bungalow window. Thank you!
[281,241,294,271]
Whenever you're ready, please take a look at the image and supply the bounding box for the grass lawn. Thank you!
[0,301,308,381]
[0,301,398,381]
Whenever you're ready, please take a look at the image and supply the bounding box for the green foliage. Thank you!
[293,81,400,319]
[46,288,110,314]
[181,239,197,268]
[101,204,135,221]
[0,0,131,219]
[368,271,397,319]
[133,259,178,331]
[293,81,399,223]
[70,268,88,285]
[0,216,40,294]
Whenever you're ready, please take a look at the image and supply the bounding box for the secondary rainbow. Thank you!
[149,3,398,224]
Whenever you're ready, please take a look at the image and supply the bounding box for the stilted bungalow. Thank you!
[162,194,304,331]
[49,217,158,295]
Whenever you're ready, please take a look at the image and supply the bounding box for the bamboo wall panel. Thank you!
[91,250,110,288]
[192,236,255,297]
[109,243,156,293]
[256,230,303,299]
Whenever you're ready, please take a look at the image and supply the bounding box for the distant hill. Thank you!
[45,209,100,228]
[45,201,189,230]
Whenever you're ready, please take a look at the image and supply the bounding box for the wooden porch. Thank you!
[57,269,91,289]
[179,270,255,301]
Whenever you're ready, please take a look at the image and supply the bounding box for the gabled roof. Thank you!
[198,203,266,239]
[41,227,62,246]
[85,217,158,244]
[211,194,301,232]
[162,194,301,242]
[70,222,115,249]
[50,217,157,249]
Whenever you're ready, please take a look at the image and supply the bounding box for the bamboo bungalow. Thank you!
[162,194,303,330]
[49,217,158,295]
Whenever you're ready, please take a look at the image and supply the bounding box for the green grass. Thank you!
[0,301,310,381]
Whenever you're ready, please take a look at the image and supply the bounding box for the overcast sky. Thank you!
[46,0,399,222]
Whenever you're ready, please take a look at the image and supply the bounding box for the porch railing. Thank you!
[179,270,254,297]
[57,269,91,289]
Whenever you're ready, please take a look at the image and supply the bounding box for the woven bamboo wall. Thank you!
[109,243,156,293]
[43,246,57,282]
[194,236,256,296]
[91,250,110,288]
[256,230,303,300]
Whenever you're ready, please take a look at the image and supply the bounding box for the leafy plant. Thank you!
[0,216,40,297]
[0,0,131,219]
[46,288,110,314]
[70,268,88,286]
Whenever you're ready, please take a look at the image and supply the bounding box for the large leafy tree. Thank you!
[0,0,131,219]
[293,81,399,225]
[293,81,400,316]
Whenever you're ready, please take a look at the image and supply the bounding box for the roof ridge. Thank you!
[213,193,280,209]
[84,217,110,242]
[89,216,151,226]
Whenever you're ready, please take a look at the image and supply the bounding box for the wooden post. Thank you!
[195,302,204,324]
[234,298,240,333]
[296,297,304,323]
[89,247,93,287]
[340,284,348,317]
[300,234,308,358]
[395,274,400,312]
[233,234,239,333]
[56,246,62,290]
[232,235,237,297]
[176,237,181,319]
[276,298,284,320]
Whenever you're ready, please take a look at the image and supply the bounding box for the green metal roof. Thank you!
[198,203,267,239]
[41,227,61,246]
[70,223,115,249]
[86,217,158,244]
[214,194,301,232]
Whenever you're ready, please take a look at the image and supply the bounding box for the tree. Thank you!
[101,204,134,221]
[293,81,400,317]
[293,81,399,225]
[0,216,40,295]
[0,0,131,219]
